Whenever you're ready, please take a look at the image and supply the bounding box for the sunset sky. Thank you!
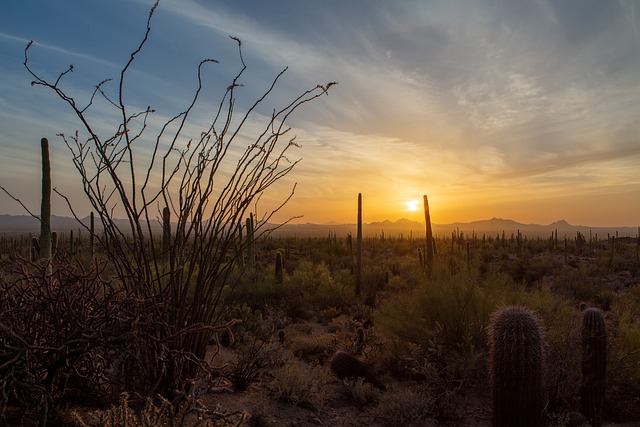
[1,0,639,227]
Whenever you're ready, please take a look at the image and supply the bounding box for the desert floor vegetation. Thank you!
[2,231,640,426]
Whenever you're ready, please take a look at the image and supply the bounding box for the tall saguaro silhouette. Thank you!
[40,137,52,261]
[423,194,433,275]
[356,193,362,295]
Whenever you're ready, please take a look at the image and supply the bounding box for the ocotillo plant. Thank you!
[274,250,284,283]
[581,307,607,427]
[488,306,546,427]
[39,137,52,261]
[423,195,433,275]
[356,193,362,296]
[162,206,171,265]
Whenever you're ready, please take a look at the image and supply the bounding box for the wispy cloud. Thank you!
[0,0,639,225]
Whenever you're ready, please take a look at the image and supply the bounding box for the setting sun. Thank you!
[406,200,420,212]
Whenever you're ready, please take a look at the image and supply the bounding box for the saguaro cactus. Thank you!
[488,306,546,427]
[275,250,284,283]
[356,193,362,296]
[39,137,52,261]
[89,211,95,258]
[162,206,171,265]
[581,307,607,427]
[246,213,255,269]
[423,195,433,275]
[236,221,244,269]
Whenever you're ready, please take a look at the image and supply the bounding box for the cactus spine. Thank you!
[581,307,606,427]
[488,306,546,427]
[39,137,52,262]
[274,250,284,283]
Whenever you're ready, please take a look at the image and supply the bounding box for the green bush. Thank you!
[283,261,354,316]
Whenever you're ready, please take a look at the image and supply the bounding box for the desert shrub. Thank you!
[373,385,436,426]
[608,285,640,421]
[342,377,377,409]
[386,274,411,293]
[0,257,133,424]
[286,327,335,365]
[222,303,276,345]
[223,270,287,312]
[283,261,353,317]
[375,269,495,377]
[270,360,329,407]
[230,336,280,392]
[552,265,600,302]
[317,306,342,325]
[71,391,248,426]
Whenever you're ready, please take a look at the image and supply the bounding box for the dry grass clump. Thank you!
[342,378,378,409]
[285,324,335,364]
[270,360,329,408]
[70,392,248,427]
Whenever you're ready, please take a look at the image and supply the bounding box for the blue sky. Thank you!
[1,0,639,226]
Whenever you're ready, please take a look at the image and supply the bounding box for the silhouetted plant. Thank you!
[22,0,334,407]
[162,206,170,266]
[356,193,363,295]
[275,250,284,283]
[0,256,132,424]
[423,195,433,275]
[487,306,546,427]
[581,307,606,427]
[39,138,52,263]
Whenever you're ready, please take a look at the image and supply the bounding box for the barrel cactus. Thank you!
[581,307,606,427]
[487,306,546,427]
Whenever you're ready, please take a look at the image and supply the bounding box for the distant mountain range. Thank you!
[271,217,638,238]
[0,214,636,239]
